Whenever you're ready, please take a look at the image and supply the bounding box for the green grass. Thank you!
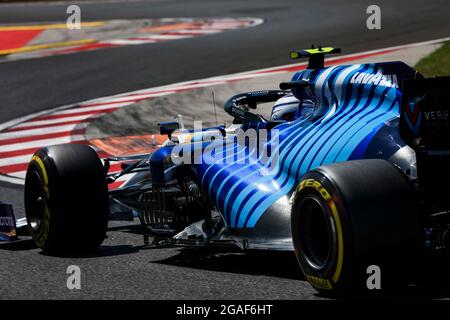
[415,41,450,77]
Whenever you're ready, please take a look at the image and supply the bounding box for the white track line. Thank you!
[105,39,158,45]
[0,135,85,153]
[0,174,25,185]
[49,103,131,116]
[90,92,172,104]
[172,29,221,34]
[13,114,96,128]
[0,123,82,141]
[0,154,34,167]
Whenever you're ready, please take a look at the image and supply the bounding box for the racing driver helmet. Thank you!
[270,94,315,121]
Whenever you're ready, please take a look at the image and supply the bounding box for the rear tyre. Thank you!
[291,159,421,294]
[25,144,109,253]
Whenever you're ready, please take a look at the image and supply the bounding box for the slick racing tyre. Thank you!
[291,159,421,294]
[25,144,109,253]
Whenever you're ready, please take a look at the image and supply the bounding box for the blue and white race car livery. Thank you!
[15,46,450,294]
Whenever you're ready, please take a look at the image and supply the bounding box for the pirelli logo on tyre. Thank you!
[305,275,333,290]
[298,178,331,200]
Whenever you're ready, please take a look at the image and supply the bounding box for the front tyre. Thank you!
[291,159,421,294]
[25,144,109,253]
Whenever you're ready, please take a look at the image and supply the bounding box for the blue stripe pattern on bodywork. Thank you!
[197,63,403,228]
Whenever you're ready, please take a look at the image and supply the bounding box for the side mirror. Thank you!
[279,80,313,100]
[279,80,312,91]
[158,121,179,138]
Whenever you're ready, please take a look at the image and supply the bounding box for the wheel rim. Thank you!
[26,170,46,234]
[298,196,332,269]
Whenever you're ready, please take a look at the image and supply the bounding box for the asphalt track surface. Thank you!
[1,0,450,299]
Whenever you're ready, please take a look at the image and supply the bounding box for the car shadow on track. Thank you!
[155,247,450,300]
[0,223,181,257]
[108,224,306,280]
[106,224,450,299]
[156,247,304,281]
[0,224,145,258]
[0,239,142,258]
[5,223,450,299]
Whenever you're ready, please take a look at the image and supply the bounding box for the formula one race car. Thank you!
[16,46,450,294]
